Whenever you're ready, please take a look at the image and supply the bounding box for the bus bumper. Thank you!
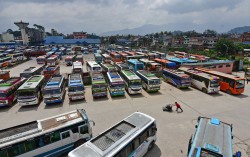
[110,91,125,96]
[70,95,85,100]
[93,92,107,98]
[128,88,142,94]
[18,98,39,106]
[44,98,63,104]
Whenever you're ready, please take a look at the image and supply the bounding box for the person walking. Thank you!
[175,102,183,113]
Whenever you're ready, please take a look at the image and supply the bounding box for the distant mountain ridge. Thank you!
[228,26,250,34]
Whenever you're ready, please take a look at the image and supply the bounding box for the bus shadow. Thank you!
[144,144,161,157]
[209,93,224,97]
[0,106,12,113]
[44,103,63,109]
[147,91,163,96]
[110,95,127,101]
[93,97,109,102]
[233,94,249,99]
[18,104,39,112]
[179,87,193,92]
[69,99,87,105]
[129,94,144,99]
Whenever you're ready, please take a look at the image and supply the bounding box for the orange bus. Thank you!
[154,58,176,69]
[110,51,122,63]
[118,52,128,62]
[195,67,245,95]
[125,51,136,56]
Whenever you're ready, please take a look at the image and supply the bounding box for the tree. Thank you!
[203,29,217,37]
[215,39,235,56]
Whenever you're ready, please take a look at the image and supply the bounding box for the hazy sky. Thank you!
[0,0,249,35]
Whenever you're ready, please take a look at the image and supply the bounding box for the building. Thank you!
[188,37,204,50]
[203,37,218,49]
[241,32,250,42]
[44,36,101,46]
[0,32,14,42]
[73,32,87,39]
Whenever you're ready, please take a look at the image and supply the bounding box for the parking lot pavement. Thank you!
[0,55,250,156]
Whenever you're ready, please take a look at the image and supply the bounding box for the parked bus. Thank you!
[114,62,130,72]
[65,55,76,66]
[145,62,162,72]
[94,53,102,64]
[126,55,147,61]
[43,65,60,79]
[72,62,83,74]
[110,51,122,63]
[136,70,161,92]
[120,69,142,94]
[179,67,220,94]
[91,73,108,98]
[154,51,166,59]
[0,109,95,157]
[68,73,85,101]
[102,54,112,63]
[162,68,191,88]
[146,53,156,60]
[154,58,176,69]
[106,71,125,96]
[43,75,66,104]
[127,59,144,73]
[0,57,12,68]
[195,67,245,95]
[36,55,46,65]
[86,61,102,74]
[75,55,84,65]
[118,51,128,62]
[188,117,233,157]
[47,55,59,66]
[9,53,24,63]
[0,71,10,81]
[17,75,45,106]
[68,112,157,157]
[101,63,117,74]
[20,66,44,79]
[0,77,26,107]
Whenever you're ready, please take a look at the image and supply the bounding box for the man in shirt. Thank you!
[175,102,183,113]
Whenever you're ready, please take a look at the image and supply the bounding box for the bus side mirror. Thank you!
[89,120,95,126]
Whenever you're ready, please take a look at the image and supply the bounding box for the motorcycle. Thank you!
[162,104,173,112]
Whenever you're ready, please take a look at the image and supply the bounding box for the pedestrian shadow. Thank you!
[18,104,39,112]
[144,144,161,157]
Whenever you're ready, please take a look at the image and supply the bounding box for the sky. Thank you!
[0,0,250,35]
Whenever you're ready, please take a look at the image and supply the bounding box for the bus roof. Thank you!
[102,54,111,58]
[127,59,143,64]
[189,117,232,157]
[18,75,44,90]
[0,109,87,147]
[69,73,83,86]
[121,69,140,80]
[92,73,106,84]
[107,72,124,83]
[136,70,159,80]
[195,68,244,80]
[163,68,190,78]
[45,75,63,89]
[179,67,220,80]
[69,112,155,157]
[0,77,23,91]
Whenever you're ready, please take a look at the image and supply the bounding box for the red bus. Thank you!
[125,51,136,56]
[110,51,122,63]
[195,67,245,95]
[43,65,60,79]
[47,54,59,66]
[65,55,76,66]
[0,77,26,107]
[36,55,46,65]
[118,52,128,62]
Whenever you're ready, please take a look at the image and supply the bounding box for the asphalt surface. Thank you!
[0,54,250,157]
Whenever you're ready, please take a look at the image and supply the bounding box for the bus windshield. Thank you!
[149,79,160,85]
[0,92,6,98]
[44,89,61,95]
[210,80,220,87]
[69,86,84,92]
[93,67,101,71]
[236,80,245,89]
[137,65,144,70]
[111,83,124,88]
[181,78,191,83]
[18,90,36,97]
[130,80,141,86]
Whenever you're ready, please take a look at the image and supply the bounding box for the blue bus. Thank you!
[162,68,191,88]
[188,117,233,157]
[68,73,85,101]
[126,59,144,72]
[43,75,66,104]
[106,72,125,96]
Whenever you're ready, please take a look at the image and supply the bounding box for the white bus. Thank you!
[69,112,157,157]
[120,69,142,94]
[72,61,83,74]
[86,61,102,74]
[179,67,220,94]
[0,109,95,157]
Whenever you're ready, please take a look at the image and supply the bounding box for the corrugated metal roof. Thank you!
[44,36,101,45]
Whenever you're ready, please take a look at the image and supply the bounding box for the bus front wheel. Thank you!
[148,141,155,151]
[226,89,232,95]
[202,88,207,93]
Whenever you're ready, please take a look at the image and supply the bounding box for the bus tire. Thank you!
[177,85,180,89]
[148,141,155,151]
[226,89,232,95]
[202,88,207,93]
[74,139,85,149]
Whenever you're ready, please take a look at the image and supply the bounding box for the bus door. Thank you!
[78,124,89,140]
[60,130,72,145]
